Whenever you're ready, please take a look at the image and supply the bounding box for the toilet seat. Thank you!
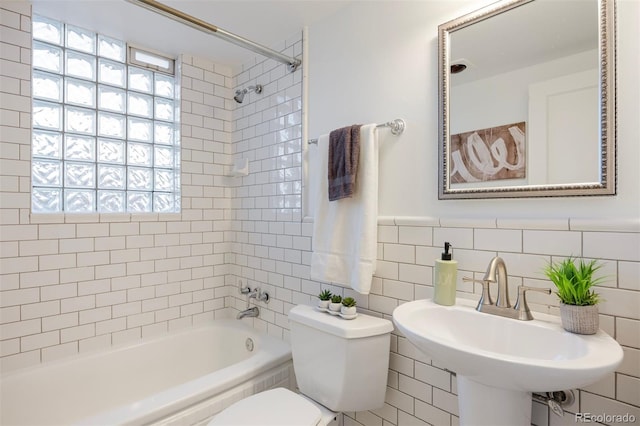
[208,388,330,426]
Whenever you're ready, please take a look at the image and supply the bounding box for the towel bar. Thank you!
[308,118,405,145]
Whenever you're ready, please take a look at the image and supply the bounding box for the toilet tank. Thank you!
[288,305,393,412]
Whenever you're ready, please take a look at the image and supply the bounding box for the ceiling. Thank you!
[32,1,600,81]
[450,0,598,85]
[31,0,353,70]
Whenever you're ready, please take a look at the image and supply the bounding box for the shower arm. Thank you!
[125,0,301,72]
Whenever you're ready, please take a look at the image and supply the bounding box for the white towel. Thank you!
[310,124,378,294]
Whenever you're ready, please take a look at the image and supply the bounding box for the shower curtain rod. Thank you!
[308,119,406,145]
[125,0,302,72]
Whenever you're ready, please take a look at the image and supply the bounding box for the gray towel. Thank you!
[328,124,362,201]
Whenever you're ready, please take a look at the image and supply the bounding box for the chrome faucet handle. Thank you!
[243,287,261,310]
[463,277,494,309]
[256,289,270,303]
[239,281,251,295]
[514,286,552,320]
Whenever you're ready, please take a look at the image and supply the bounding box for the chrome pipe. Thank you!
[125,0,301,72]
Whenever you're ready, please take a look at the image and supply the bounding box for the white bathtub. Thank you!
[1,320,293,426]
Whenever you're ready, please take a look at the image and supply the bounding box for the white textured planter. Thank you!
[560,303,599,335]
[341,306,357,316]
[317,300,330,310]
[329,302,342,312]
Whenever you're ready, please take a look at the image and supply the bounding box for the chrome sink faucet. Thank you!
[485,256,510,308]
[463,256,551,320]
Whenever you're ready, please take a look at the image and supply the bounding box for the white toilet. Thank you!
[209,304,394,426]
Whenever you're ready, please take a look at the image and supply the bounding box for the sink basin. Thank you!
[392,298,623,426]
[392,298,622,391]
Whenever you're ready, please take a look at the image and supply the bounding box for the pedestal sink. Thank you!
[392,298,623,426]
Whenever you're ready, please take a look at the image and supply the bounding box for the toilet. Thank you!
[209,304,394,426]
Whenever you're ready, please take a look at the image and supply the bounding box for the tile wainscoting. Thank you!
[227,214,639,426]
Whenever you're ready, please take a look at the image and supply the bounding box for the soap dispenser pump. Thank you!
[434,242,458,306]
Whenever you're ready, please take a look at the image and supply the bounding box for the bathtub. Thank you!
[1,320,293,425]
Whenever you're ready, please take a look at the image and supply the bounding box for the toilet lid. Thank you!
[208,388,322,426]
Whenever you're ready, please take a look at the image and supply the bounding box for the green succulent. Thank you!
[330,295,342,304]
[543,257,605,306]
[318,289,332,301]
[342,297,356,308]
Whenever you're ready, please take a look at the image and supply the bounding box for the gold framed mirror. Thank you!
[438,0,616,199]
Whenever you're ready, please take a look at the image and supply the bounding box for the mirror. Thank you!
[438,0,616,199]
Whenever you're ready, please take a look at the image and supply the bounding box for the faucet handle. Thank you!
[463,277,493,308]
[256,289,270,303]
[514,286,552,320]
[239,281,251,294]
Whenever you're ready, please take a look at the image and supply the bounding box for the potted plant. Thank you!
[329,294,342,312]
[317,289,332,310]
[543,257,604,335]
[341,297,357,316]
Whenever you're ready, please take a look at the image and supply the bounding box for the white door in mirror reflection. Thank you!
[450,122,526,183]
[528,70,599,185]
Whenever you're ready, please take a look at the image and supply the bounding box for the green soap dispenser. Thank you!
[434,242,457,306]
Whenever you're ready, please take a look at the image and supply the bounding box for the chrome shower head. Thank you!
[233,90,246,103]
[233,84,263,104]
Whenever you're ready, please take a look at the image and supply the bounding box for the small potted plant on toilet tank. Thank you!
[341,297,357,316]
[544,257,604,335]
[329,294,342,312]
[318,289,332,309]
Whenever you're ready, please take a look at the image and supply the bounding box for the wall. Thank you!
[307,0,640,220]
[0,1,235,372]
[231,156,640,426]
[450,51,599,187]
[227,32,305,337]
[450,50,596,135]
[229,2,640,426]
[0,1,638,426]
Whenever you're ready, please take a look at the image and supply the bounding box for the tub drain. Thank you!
[245,338,254,352]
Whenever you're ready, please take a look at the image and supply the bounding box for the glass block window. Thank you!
[31,16,180,213]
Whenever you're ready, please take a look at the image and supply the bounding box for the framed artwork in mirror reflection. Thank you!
[450,121,526,183]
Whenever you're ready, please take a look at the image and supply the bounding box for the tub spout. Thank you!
[237,306,259,319]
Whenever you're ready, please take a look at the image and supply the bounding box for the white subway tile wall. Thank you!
[1,4,233,371]
[225,34,639,426]
[1,3,639,426]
